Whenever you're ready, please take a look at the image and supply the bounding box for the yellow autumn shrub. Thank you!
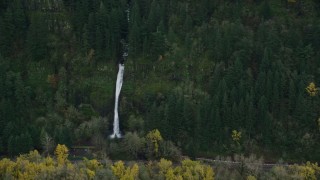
[306,82,318,96]
[111,160,139,180]
[146,129,163,155]
[247,175,257,180]
[0,158,15,178]
[289,162,320,180]
[54,144,69,165]
[165,167,183,180]
[83,157,102,171]
[179,159,214,180]
[231,130,242,142]
[158,158,173,174]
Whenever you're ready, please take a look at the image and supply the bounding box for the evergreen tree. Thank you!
[27,14,48,61]
[0,7,14,56]
[258,96,269,144]
[222,93,230,131]
[164,94,176,140]
[231,102,239,129]
[55,67,67,110]
[129,21,141,57]
[87,13,96,49]
[147,0,161,33]
[260,0,273,20]
[150,30,166,60]
[289,79,296,114]
[21,132,33,153]
[109,8,121,58]
[7,136,15,156]
[95,27,104,60]
[238,99,245,129]
[183,14,193,35]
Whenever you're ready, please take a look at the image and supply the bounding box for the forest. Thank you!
[1,0,320,178]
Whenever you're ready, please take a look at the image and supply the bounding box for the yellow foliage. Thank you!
[146,129,163,155]
[289,162,320,180]
[247,175,257,180]
[111,161,126,178]
[111,161,139,180]
[180,159,215,180]
[231,130,242,142]
[85,169,95,179]
[0,150,215,180]
[304,162,320,179]
[54,144,69,165]
[127,164,139,180]
[83,158,102,171]
[306,82,318,96]
[0,150,100,179]
[44,156,55,166]
[165,167,183,180]
[20,150,42,162]
[296,166,315,180]
[203,166,215,180]
[0,158,15,178]
[158,158,173,174]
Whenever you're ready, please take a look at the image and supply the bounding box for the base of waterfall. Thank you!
[109,132,122,139]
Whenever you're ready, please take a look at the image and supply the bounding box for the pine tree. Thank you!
[55,67,67,110]
[222,93,230,131]
[11,0,27,39]
[258,96,269,144]
[217,78,228,100]
[150,30,166,60]
[129,21,141,57]
[0,7,14,56]
[260,0,273,20]
[231,102,239,129]
[255,71,266,99]
[87,13,96,49]
[164,94,176,140]
[226,57,243,87]
[147,0,161,33]
[8,135,15,156]
[289,79,296,114]
[272,80,280,118]
[109,8,121,58]
[27,14,48,61]
[263,112,273,145]
[183,15,193,35]
[21,132,33,153]
[214,108,223,145]
[238,99,245,129]
[260,48,271,71]
[266,70,273,102]
[15,75,30,119]
[95,27,104,61]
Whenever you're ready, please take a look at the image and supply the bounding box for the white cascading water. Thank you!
[110,4,129,139]
[110,64,125,138]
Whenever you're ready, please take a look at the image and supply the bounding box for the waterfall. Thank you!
[110,4,129,139]
[110,64,125,139]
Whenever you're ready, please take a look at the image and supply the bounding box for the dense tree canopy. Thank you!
[0,0,320,162]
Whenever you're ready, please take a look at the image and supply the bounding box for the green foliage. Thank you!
[0,0,319,163]
[122,132,145,159]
